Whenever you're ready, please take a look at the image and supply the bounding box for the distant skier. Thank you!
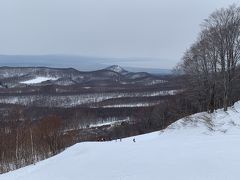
[133,138,136,143]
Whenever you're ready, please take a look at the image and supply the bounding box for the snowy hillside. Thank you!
[1,102,240,180]
[0,66,166,87]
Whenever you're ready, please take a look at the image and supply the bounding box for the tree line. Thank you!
[0,110,68,173]
[177,4,240,112]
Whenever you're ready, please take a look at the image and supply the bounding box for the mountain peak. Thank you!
[105,65,128,74]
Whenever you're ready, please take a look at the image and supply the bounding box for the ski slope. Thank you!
[20,77,58,84]
[1,102,240,180]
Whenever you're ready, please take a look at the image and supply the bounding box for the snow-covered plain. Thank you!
[20,77,58,84]
[2,102,240,180]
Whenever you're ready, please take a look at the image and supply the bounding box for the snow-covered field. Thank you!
[89,117,130,128]
[20,77,58,84]
[1,102,240,180]
[102,102,159,108]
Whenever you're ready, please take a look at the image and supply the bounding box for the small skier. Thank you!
[133,138,136,143]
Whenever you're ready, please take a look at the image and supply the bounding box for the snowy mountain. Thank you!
[1,101,240,180]
[0,66,162,87]
[105,65,129,75]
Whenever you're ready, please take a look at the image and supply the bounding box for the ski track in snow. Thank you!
[1,102,240,180]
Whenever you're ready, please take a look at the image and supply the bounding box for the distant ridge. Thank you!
[0,66,165,88]
[105,65,129,75]
[0,55,172,74]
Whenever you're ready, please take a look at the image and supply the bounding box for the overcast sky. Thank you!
[0,0,237,68]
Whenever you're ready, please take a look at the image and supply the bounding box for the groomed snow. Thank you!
[1,102,240,180]
[20,77,58,84]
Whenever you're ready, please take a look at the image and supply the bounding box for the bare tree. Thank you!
[203,4,240,110]
[179,4,240,112]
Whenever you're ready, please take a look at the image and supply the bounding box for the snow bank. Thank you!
[1,102,240,180]
[164,101,240,135]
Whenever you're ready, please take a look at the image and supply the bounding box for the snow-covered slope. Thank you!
[2,102,240,180]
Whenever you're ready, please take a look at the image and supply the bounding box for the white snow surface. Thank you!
[2,102,240,180]
[20,77,58,84]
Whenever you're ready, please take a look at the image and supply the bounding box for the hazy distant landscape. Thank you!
[0,55,171,74]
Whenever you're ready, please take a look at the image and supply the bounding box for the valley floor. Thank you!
[1,102,240,180]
